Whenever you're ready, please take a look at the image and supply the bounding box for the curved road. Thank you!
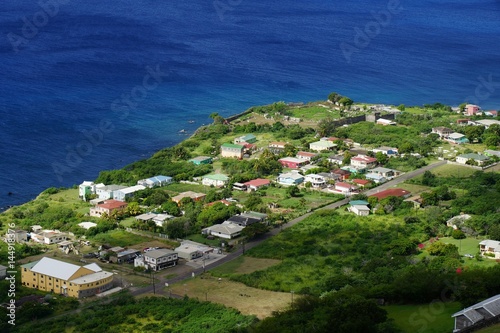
[131,160,447,296]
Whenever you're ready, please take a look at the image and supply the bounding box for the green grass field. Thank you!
[429,164,477,178]
[475,324,500,332]
[210,256,281,276]
[91,229,152,247]
[385,302,461,333]
[289,105,340,120]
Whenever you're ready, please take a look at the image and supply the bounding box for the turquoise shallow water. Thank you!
[0,0,499,208]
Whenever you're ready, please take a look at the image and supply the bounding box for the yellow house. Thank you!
[21,257,114,298]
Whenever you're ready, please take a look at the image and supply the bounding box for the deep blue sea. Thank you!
[0,0,499,209]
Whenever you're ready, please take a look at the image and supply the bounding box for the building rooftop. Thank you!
[145,249,177,259]
[203,174,229,181]
[370,188,410,200]
[70,271,114,285]
[26,257,82,281]
[97,199,127,210]
[221,143,244,149]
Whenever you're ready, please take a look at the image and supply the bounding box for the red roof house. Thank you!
[244,178,271,191]
[369,188,411,201]
[352,179,371,187]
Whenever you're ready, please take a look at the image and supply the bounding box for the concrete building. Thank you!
[21,257,113,298]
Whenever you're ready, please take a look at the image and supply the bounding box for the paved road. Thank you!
[131,160,447,297]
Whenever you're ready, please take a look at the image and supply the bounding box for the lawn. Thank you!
[439,237,481,256]
[91,229,153,247]
[289,105,340,120]
[164,182,210,194]
[429,163,477,178]
[168,275,292,319]
[476,324,500,332]
[210,256,281,276]
[385,302,461,333]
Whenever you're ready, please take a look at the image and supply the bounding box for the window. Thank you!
[49,277,51,280]
[56,279,59,282]
[23,268,27,272]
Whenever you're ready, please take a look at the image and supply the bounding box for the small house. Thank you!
[142,249,178,271]
[456,153,490,166]
[202,174,230,187]
[78,222,97,230]
[137,175,173,188]
[332,168,351,181]
[221,143,244,159]
[352,179,371,187]
[446,133,469,145]
[268,141,287,154]
[372,146,398,156]
[175,240,213,260]
[452,294,500,332]
[234,134,257,144]
[431,127,454,138]
[376,118,396,126]
[171,191,206,204]
[349,204,370,216]
[296,151,318,161]
[479,240,500,259]
[331,182,358,195]
[278,157,309,169]
[203,221,244,239]
[277,172,304,186]
[369,188,411,201]
[114,185,146,202]
[351,155,378,169]
[309,140,336,152]
[189,156,213,165]
[465,104,480,116]
[304,174,327,188]
[244,178,271,191]
[90,199,128,218]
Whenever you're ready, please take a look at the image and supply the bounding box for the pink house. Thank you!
[466,104,480,116]
[329,182,358,196]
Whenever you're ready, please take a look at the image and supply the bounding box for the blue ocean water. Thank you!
[0,0,499,209]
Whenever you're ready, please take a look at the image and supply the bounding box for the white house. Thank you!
[372,146,398,156]
[304,174,326,188]
[95,184,127,200]
[174,240,213,260]
[79,181,96,200]
[309,141,336,152]
[376,118,396,126]
[365,173,387,184]
[140,249,179,271]
[202,174,230,187]
[78,222,97,230]
[349,205,370,216]
[137,175,173,188]
[351,155,377,169]
[114,185,146,202]
[479,240,500,259]
[31,231,68,245]
[330,182,358,195]
[277,172,304,186]
[456,153,490,166]
[203,221,244,239]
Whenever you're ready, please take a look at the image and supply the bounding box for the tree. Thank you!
[458,102,467,112]
[397,104,406,111]
[489,224,500,241]
[342,151,352,165]
[328,92,341,103]
[375,152,388,165]
[165,217,190,239]
[452,229,466,239]
[245,193,263,210]
[427,242,459,258]
[421,171,437,186]
[161,199,181,216]
[464,126,485,143]
[338,97,353,107]
[286,185,300,197]
[317,117,336,137]
[242,223,269,240]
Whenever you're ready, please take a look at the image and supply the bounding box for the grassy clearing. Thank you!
[430,164,477,178]
[211,256,281,275]
[398,183,432,195]
[164,182,210,194]
[91,229,152,247]
[169,276,292,319]
[385,302,461,333]
[476,324,500,333]
[289,106,340,120]
[439,237,481,256]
